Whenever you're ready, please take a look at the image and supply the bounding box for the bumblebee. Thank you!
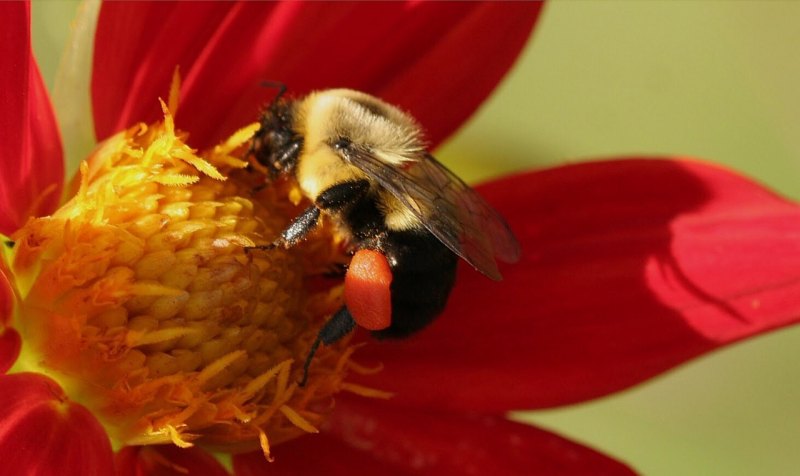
[250,88,520,385]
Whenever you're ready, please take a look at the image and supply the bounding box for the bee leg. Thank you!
[276,205,321,247]
[315,180,370,210]
[246,205,321,254]
[254,180,371,253]
[274,140,302,172]
[299,306,356,387]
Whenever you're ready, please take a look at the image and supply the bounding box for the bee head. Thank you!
[251,93,301,179]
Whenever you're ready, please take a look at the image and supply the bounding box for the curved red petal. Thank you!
[0,2,64,234]
[234,396,635,475]
[233,439,408,476]
[0,256,15,373]
[115,445,229,476]
[378,2,543,148]
[0,258,17,372]
[354,158,800,411]
[0,373,114,475]
[0,328,20,374]
[93,2,542,149]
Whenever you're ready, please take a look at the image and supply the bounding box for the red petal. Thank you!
[0,2,63,234]
[354,158,800,411]
[115,445,229,476]
[0,262,17,372]
[0,256,16,372]
[0,328,20,374]
[233,440,407,476]
[234,397,634,475]
[93,2,542,149]
[0,373,114,475]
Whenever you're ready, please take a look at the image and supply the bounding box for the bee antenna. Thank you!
[260,81,287,107]
[298,307,356,387]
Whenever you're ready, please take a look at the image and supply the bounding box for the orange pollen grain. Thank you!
[6,102,378,457]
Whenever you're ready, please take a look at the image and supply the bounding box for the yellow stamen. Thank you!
[168,67,181,117]
[347,360,385,375]
[195,350,246,388]
[340,383,394,399]
[278,405,319,434]
[127,326,199,347]
[259,429,274,463]
[240,360,291,403]
[167,425,195,449]
[214,123,260,169]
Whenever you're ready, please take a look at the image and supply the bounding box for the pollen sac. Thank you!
[6,111,356,454]
[345,249,393,331]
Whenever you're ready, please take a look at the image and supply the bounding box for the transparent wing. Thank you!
[339,145,520,281]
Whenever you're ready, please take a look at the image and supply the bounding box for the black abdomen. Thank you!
[343,194,458,339]
[372,230,458,339]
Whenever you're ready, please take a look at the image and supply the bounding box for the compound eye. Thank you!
[332,137,352,151]
[267,131,283,147]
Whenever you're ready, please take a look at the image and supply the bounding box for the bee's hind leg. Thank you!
[299,306,356,387]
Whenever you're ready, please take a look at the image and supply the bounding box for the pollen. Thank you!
[7,101,367,457]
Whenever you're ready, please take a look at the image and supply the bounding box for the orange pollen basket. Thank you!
[5,90,387,460]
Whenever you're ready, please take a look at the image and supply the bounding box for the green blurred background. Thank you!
[32,1,800,474]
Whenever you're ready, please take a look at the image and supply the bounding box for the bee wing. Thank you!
[340,145,521,281]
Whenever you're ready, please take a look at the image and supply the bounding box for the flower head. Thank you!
[9,92,366,458]
[2,2,800,475]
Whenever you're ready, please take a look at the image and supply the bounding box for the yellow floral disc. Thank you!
[7,100,367,459]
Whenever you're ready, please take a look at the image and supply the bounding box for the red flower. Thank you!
[2,2,799,475]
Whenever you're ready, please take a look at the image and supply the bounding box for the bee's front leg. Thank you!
[247,205,321,252]
[250,180,370,252]
[274,205,322,248]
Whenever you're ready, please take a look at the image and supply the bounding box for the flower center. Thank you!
[6,100,371,459]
